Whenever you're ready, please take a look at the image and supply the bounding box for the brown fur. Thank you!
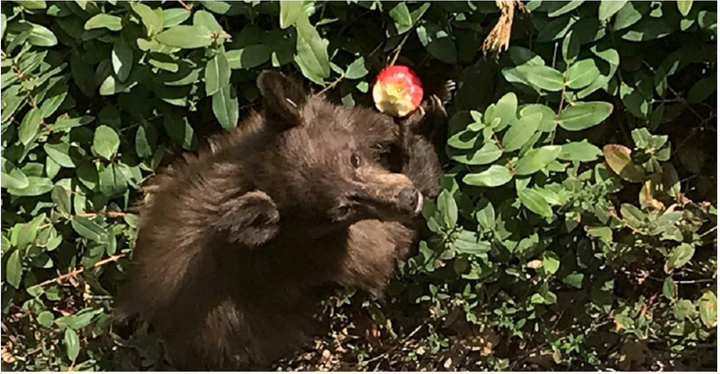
[115,71,446,370]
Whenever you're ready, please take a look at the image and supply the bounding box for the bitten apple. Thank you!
[372,65,424,117]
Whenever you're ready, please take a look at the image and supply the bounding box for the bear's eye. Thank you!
[350,153,361,168]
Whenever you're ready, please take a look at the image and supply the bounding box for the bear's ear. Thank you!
[257,70,307,132]
[213,191,280,247]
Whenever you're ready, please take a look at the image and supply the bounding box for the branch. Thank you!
[36,254,127,288]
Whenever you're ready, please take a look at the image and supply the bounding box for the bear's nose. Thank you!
[397,187,422,214]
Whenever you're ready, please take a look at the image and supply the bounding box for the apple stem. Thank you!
[389,32,411,67]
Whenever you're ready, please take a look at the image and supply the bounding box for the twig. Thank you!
[699,225,717,238]
[389,32,411,67]
[36,254,127,288]
[317,74,345,96]
[178,0,191,12]
[75,211,126,218]
[551,75,568,144]
[671,114,717,156]
[652,276,715,285]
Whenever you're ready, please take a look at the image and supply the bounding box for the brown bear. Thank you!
[115,70,447,370]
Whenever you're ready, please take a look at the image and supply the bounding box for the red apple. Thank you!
[372,65,424,117]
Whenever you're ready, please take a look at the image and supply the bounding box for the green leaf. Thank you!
[677,0,693,17]
[509,46,545,66]
[663,277,675,299]
[665,243,695,273]
[99,67,138,96]
[205,52,230,96]
[56,308,103,330]
[565,59,600,89]
[39,80,68,118]
[697,10,717,33]
[16,1,47,9]
[46,150,62,179]
[43,143,75,168]
[475,198,495,230]
[563,273,584,289]
[490,92,518,130]
[226,45,272,69]
[519,104,556,132]
[561,30,580,64]
[64,328,80,361]
[614,1,650,31]
[448,129,479,150]
[155,25,213,49]
[212,84,239,130]
[621,18,677,42]
[6,250,23,288]
[450,142,502,165]
[19,21,57,47]
[1,159,29,190]
[146,53,178,73]
[537,15,577,42]
[279,0,303,28]
[98,164,125,197]
[389,3,430,34]
[163,8,192,28]
[131,2,163,36]
[84,14,123,31]
[345,56,368,80]
[13,214,44,248]
[52,116,95,133]
[547,0,584,17]
[502,113,541,152]
[295,38,330,81]
[437,190,458,229]
[687,75,716,104]
[200,0,248,16]
[389,3,412,33]
[662,163,681,197]
[620,203,645,228]
[515,146,562,176]
[519,188,554,218]
[135,125,152,159]
[37,311,54,327]
[542,251,560,274]
[0,14,5,41]
[7,176,53,196]
[193,10,223,33]
[673,299,696,320]
[599,0,628,21]
[557,102,613,131]
[71,217,108,243]
[698,291,717,328]
[51,185,71,217]
[92,125,120,161]
[19,108,42,145]
[516,65,564,92]
[463,165,513,188]
[454,230,491,255]
[416,23,457,64]
[558,140,602,162]
[112,38,133,82]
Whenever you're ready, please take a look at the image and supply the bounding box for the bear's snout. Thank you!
[397,187,423,214]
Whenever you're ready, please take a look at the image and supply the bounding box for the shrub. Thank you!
[1,0,716,371]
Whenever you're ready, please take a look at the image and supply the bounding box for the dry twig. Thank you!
[36,254,127,288]
[482,0,530,56]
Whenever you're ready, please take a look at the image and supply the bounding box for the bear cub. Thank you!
[116,70,447,370]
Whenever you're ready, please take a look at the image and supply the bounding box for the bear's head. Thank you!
[247,71,422,233]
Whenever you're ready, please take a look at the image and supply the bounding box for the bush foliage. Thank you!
[1,0,716,371]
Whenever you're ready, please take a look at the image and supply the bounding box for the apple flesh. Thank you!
[372,65,424,117]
